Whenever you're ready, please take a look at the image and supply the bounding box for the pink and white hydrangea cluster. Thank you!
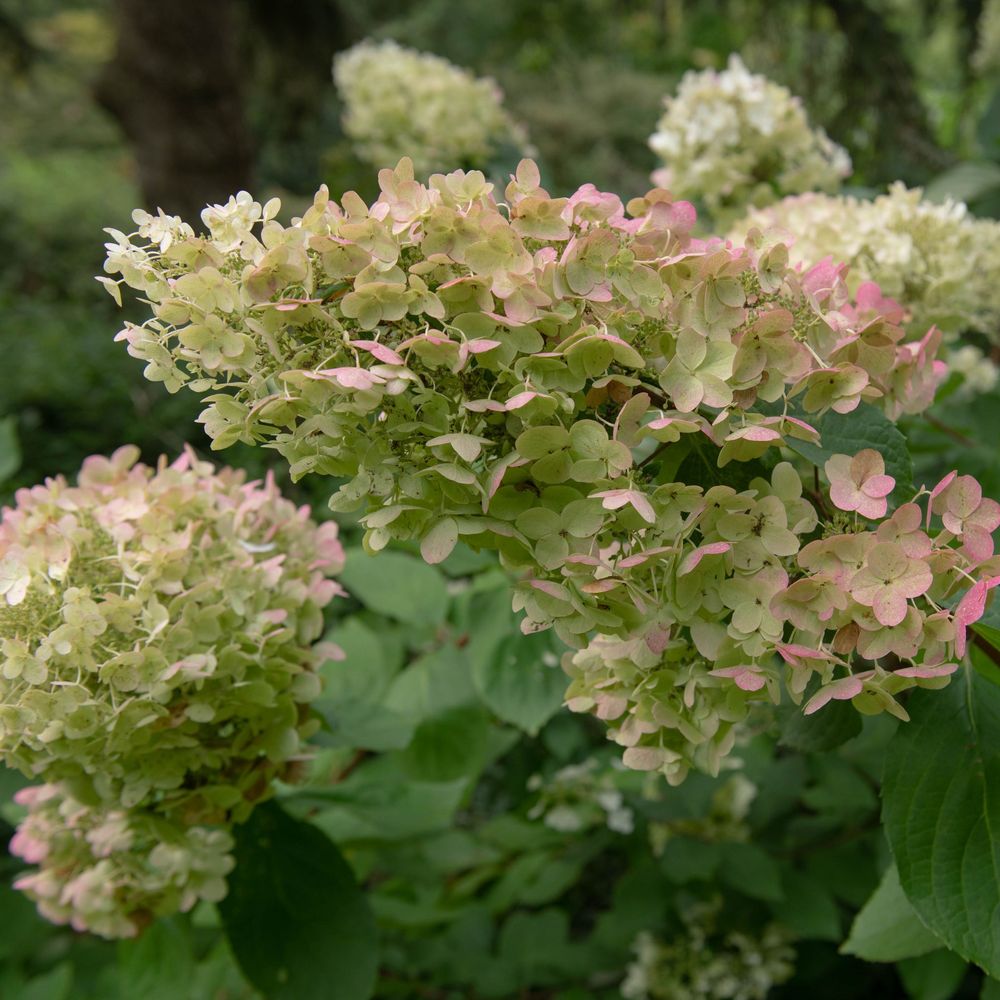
[0,446,344,935]
[732,184,1000,339]
[101,159,997,784]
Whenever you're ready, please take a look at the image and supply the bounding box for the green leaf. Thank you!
[970,641,1000,692]
[220,802,378,1000]
[783,402,914,498]
[398,704,494,781]
[188,939,256,1000]
[304,757,467,842]
[313,619,416,751]
[966,596,1000,677]
[897,950,968,1000]
[117,918,194,1000]
[385,645,477,719]
[777,695,862,751]
[18,964,72,1000]
[770,871,841,941]
[883,667,1000,976]
[472,631,567,736]
[0,416,20,485]
[0,885,49,963]
[924,162,1000,207]
[659,836,721,883]
[978,86,1000,162]
[313,700,416,752]
[841,864,942,961]
[317,619,390,704]
[983,976,1000,999]
[718,842,784,901]
[339,548,449,627]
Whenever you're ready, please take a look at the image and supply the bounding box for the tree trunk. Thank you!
[95,0,253,224]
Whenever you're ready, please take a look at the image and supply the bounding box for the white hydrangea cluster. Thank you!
[0,446,345,936]
[649,54,850,224]
[527,757,634,834]
[333,39,524,176]
[621,900,795,1000]
[732,183,1000,338]
[945,345,999,398]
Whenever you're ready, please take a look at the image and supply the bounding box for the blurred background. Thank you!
[2,2,1000,998]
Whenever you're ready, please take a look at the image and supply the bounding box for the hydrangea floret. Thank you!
[333,39,526,176]
[102,159,999,785]
[0,446,344,935]
[648,54,850,224]
[731,184,1000,339]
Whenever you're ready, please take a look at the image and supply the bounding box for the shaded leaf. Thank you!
[842,864,941,962]
[883,668,1000,976]
[220,802,377,1000]
[340,548,449,627]
[472,631,566,736]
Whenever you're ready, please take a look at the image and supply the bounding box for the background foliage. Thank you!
[2,0,1000,997]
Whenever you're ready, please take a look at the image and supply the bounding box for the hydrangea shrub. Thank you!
[732,183,1000,339]
[648,54,851,224]
[333,39,526,176]
[0,446,345,935]
[101,159,1000,786]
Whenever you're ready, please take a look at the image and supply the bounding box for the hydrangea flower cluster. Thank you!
[648,55,851,224]
[102,160,997,783]
[10,784,234,939]
[1,446,344,935]
[945,344,999,398]
[333,40,525,176]
[732,184,1000,338]
[620,900,795,1000]
[527,757,634,834]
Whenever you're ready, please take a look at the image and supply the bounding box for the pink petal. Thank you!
[617,546,675,569]
[863,475,896,499]
[313,367,384,390]
[961,526,996,563]
[710,666,767,691]
[349,340,405,365]
[466,338,502,354]
[679,541,731,576]
[928,470,958,527]
[464,399,507,413]
[505,391,540,410]
[872,590,907,627]
[895,663,958,679]
[775,643,834,665]
[803,674,866,714]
